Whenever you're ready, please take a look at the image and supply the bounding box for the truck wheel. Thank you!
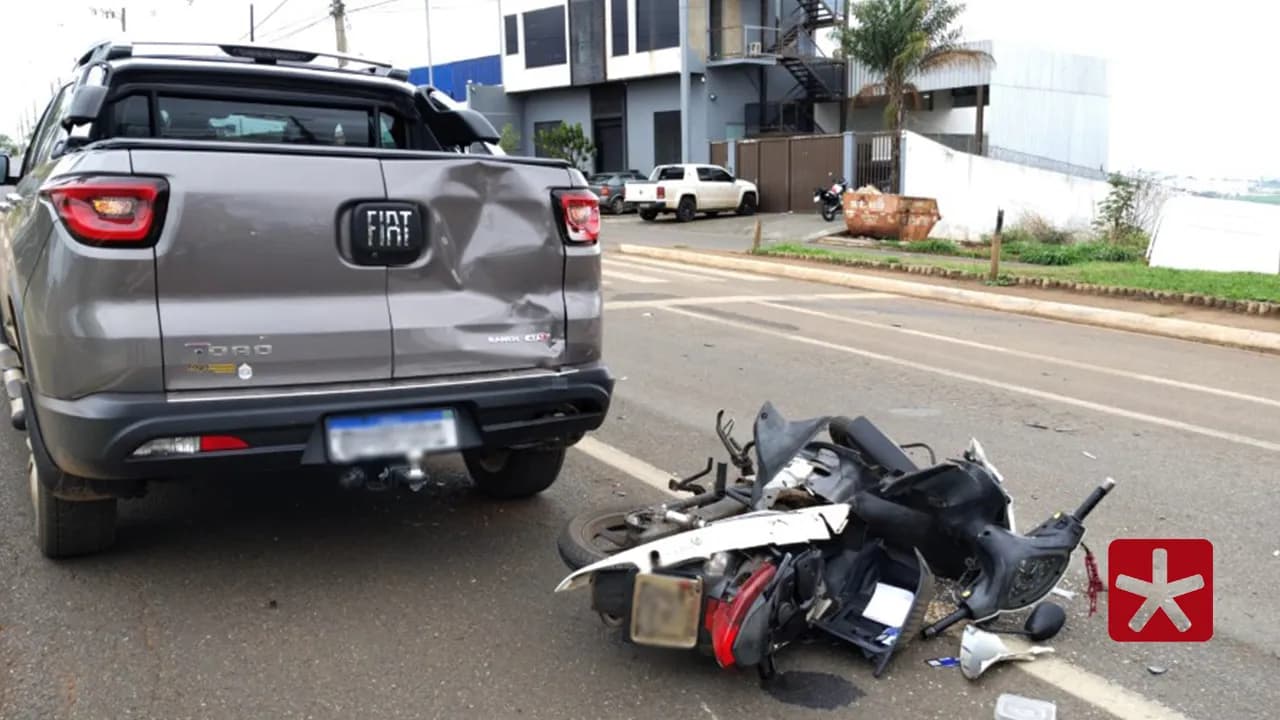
[29,454,117,558]
[464,446,566,500]
[676,196,697,222]
[609,196,625,215]
[639,208,659,222]
[736,193,757,216]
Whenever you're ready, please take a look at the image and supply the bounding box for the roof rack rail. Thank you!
[73,40,411,81]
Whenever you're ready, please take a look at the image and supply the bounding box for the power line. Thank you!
[347,0,407,14]
[269,13,331,41]
[239,0,293,40]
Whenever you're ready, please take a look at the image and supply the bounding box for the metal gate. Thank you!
[855,132,898,193]
[788,135,843,212]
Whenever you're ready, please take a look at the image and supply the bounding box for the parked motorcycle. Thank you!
[813,175,849,221]
[555,402,1114,679]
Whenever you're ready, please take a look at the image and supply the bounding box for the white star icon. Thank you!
[1114,548,1206,632]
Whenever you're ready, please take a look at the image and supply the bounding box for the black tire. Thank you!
[556,506,639,570]
[29,455,117,558]
[463,446,566,500]
[675,196,697,223]
[639,208,659,222]
[609,196,625,215]
[736,193,757,216]
[821,203,837,222]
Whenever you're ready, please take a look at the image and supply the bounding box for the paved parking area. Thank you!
[2,250,1275,719]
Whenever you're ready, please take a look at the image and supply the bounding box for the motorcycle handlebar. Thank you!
[1072,477,1116,521]
[921,606,970,639]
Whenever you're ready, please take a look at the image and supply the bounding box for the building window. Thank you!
[636,0,679,52]
[523,6,567,69]
[653,110,680,166]
[951,85,990,108]
[504,15,519,56]
[611,0,628,56]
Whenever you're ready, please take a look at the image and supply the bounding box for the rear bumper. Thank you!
[27,365,614,482]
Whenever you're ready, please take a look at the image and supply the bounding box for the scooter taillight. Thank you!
[707,562,777,668]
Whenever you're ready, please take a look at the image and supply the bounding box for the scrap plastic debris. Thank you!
[1082,451,1098,460]
[1050,587,1076,600]
[926,656,960,668]
[995,693,1057,720]
[1147,665,1168,676]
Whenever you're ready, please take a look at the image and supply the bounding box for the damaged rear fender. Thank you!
[553,504,851,593]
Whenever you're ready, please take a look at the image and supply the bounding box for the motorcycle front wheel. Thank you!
[557,506,642,570]
[821,203,838,222]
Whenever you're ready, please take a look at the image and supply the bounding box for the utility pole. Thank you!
[330,0,348,66]
[249,4,255,41]
[678,0,689,162]
[120,6,126,32]
[423,1,434,87]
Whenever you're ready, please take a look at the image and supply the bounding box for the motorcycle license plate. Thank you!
[630,573,704,649]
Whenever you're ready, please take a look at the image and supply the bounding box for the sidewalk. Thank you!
[616,244,1280,354]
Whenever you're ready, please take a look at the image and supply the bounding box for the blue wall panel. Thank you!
[409,55,503,101]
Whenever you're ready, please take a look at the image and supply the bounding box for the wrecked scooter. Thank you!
[554,402,1114,679]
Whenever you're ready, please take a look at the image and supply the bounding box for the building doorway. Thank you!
[594,117,625,172]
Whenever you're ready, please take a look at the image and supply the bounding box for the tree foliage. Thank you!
[534,122,595,171]
[0,134,21,157]
[1095,171,1167,243]
[835,0,992,191]
[498,123,521,155]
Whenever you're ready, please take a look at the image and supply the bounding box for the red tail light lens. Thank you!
[598,186,610,197]
[657,186,666,199]
[707,562,777,668]
[42,175,168,246]
[199,435,250,452]
[554,189,600,245]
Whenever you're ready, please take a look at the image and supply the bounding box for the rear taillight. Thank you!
[598,186,611,197]
[657,186,666,200]
[131,434,249,457]
[707,562,777,668]
[41,175,168,246]
[553,189,600,245]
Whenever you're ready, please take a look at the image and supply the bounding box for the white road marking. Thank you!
[601,268,668,284]
[572,436,1190,720]
[604,258,725,283]
[662,305,1280,453]
[607,292,895,310]
[757,301,1280,410]
[610,254,776,282]
[573,436,675,492]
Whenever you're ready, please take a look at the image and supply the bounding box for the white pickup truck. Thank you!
[624,164,759,222]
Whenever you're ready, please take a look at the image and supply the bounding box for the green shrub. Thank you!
[1077,241,1146,263]
[1016,213,1075,245]
[904,238,961,255]
[1015,243,1085,266]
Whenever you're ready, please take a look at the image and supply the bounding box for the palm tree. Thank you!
[836,0,993,192]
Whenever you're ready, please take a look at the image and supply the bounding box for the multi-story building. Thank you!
[421,1,1108,179]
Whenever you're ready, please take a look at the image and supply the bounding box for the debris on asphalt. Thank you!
[926,656,960,668]
[642,312,653,317]
[995,693,1057,720]
[1050,587,1076,600]
[960,626,1055,680]
[1147,665,1168,676]
[1024,421,1051,430]
[1272,550,1279,557]
[1082,451,1098,459]
[266,599,278,609]
[613,490,627,497]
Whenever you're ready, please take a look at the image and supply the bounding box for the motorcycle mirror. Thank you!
[1023,602,1067,642]
[959,625,1055,680]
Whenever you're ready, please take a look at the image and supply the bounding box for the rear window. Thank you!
[105,94,411,148]
[654,166,685,181]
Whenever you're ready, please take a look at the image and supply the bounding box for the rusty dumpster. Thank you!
[843,189,942,241]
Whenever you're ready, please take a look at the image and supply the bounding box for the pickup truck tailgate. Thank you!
[132,149,393,391]
[379,158,570,378]
[624,182,659,203]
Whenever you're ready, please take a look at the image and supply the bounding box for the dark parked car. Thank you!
[0,40,614,557]
[587,170,648,214]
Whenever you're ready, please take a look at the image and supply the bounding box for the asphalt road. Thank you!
[2,233,1277,719]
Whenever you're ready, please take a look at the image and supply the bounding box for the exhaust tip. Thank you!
[9,396,25,431]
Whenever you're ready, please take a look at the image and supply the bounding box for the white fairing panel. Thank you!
[554,504,851,593]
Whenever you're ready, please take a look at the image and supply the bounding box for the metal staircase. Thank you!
[769,0,845,106]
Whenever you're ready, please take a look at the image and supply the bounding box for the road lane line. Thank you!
[662,305,1280,453]
[601,268,669,284]
[573,436,674,492]
[604,258,726,283]
[572,436,1190,720]
[609,254,775,282]
[757,301,1280,410]
[607,292,894,310]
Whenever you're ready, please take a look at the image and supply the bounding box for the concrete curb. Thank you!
[616,244,1280,355]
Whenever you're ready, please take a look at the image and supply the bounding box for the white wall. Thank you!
[500,0,572,93]
[1148,195,1280,275]
[605,0,681,81]
[902,132,1111,241]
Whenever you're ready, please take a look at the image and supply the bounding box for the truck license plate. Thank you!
[325,408,458,463]
[630,573,703,649]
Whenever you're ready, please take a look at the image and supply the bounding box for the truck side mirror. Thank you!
[0,155,16,185]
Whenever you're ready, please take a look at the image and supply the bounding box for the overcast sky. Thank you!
[1,0,1275,178]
